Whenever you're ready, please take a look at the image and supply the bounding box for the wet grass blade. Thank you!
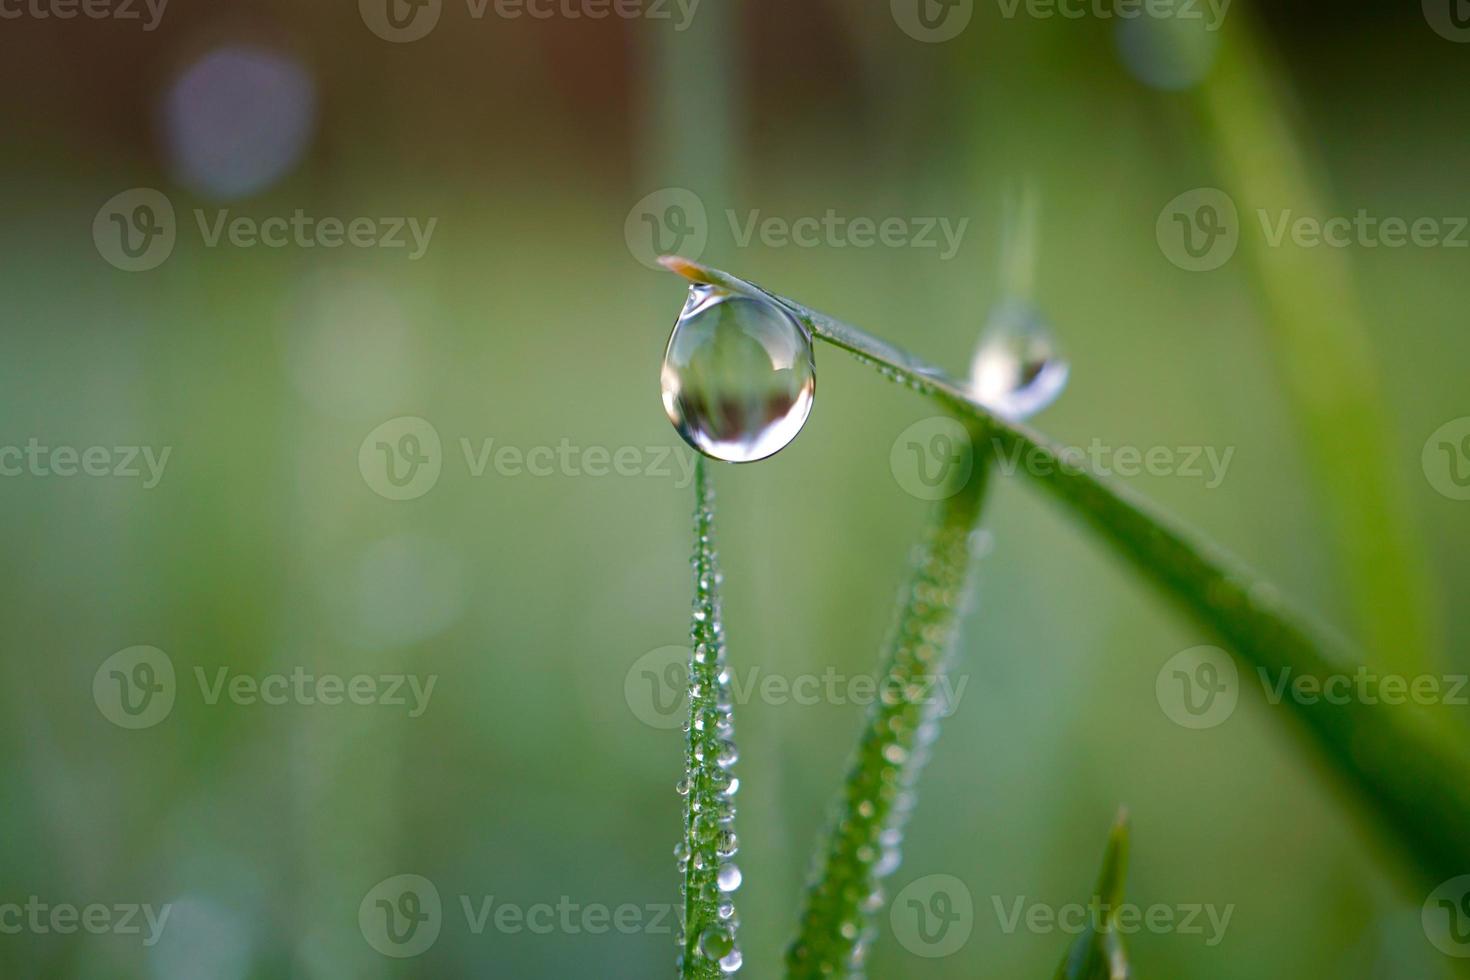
[659,256,1470,889]
[679,458,742,978]
[786,451,992,977]
[1055,811,1132,980]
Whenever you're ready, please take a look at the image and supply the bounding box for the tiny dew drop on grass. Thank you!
[661,283,816,463]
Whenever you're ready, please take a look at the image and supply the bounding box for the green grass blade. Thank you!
[659,257,1470,888]
[679,458,742,978]
[786,451,992,978]
[1193,10,1435,672]
[1055,811,1132,980]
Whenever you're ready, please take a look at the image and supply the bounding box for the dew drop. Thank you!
[716,863,742,892]
[661,284,816,463]
[699,925,735,961]
[718,949,743,973]
[968,299,1068,421]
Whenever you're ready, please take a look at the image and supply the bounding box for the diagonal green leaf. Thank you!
[786,446,993,978]
[1193,10,1435,674]
[659,256,1470,889]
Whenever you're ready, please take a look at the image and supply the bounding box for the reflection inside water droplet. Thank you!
[661,284,816,463]
[968,299,1068,421]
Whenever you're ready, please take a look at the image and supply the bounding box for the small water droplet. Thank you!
[715,741,738,769]
[716,863,742,892]
[968,299,1068,421]
[718,949,743,973]
[661,284,816,463]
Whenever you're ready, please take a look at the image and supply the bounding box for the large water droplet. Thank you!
[968,299,1068,421]
[699,925,735,960]
[661,284,816,463]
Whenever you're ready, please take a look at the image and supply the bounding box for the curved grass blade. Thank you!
[1055,811,1132,980]
[1193,11,1434,673]
[658,256,1470,888]
[678,458,743,979]
[786,451,992,977]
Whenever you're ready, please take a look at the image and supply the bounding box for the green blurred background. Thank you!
[2,0,1468,976]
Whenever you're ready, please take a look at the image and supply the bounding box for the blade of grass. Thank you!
[679,458,742,978]
[786,448,992,977]
[1192,9,1436,674]
[1055,811,1132,980]
[659,256,1470,889]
